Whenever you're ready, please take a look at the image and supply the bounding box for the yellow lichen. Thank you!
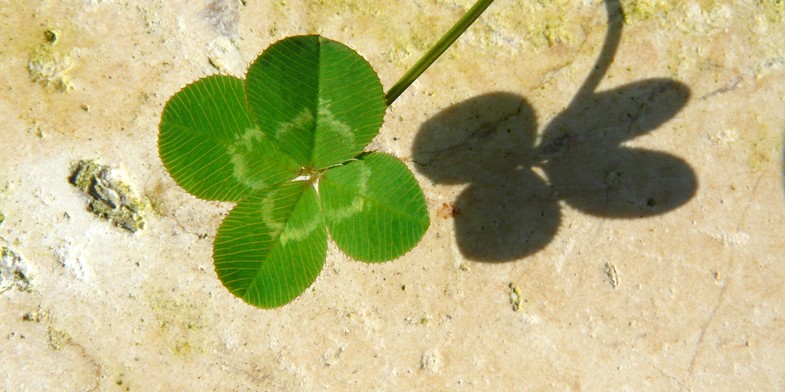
[543,16,570,47]
[755,0,785,23]
[485,0,586,51]
[621,0,669,23]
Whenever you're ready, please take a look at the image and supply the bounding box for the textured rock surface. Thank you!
[1,0,784,390]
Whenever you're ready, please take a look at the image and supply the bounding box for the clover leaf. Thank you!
[160,35,431,308]
[160,1,496,308]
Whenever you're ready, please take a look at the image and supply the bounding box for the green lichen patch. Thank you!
[1,246,30,293]
[28,29,72,91]
[69,160,147,233]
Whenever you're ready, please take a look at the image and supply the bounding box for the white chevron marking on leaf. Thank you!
[227,128,268,189]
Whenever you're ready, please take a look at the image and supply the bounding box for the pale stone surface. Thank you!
[1,0,784,390]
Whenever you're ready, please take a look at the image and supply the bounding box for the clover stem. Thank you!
[384,0,496,106]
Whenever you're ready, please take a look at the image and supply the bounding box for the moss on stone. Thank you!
[69,160,147,233]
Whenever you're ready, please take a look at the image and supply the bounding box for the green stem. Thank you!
[384,0,496,106]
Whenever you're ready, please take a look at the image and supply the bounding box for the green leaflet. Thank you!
[246,35,386,170]
[159,75,300,201]
[214,181,326,308]
[320,152,429,262]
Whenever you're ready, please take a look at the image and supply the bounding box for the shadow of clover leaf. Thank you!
[413,0,697,262]
[159,36,429,308]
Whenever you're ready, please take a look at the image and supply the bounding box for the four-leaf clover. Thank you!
[159,36,429,308]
